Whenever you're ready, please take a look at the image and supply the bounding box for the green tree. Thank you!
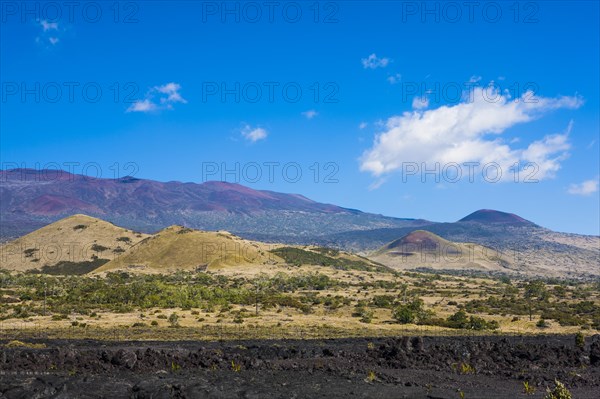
[392,298,426,324]
[447,310,469,329]
[524,280,547,321]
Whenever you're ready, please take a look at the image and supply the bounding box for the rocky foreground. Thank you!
[1,335,599,398]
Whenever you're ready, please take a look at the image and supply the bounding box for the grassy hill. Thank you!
[93,225,283,273]
[1,216,397,275]
[0,214,148,273]
[370,230,519,274]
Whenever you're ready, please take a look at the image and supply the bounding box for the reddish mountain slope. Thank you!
[0,169,346,216]
[1,169,423,239]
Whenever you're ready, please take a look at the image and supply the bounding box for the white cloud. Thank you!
[302,110,318,119]
[359,122,368,129]
[48,37,59,45]
[127,99,158,113]
[127,82,187,113]
[412,96,429,110]
[360,86,583,182]
[155,82,187,104]
[387,73,402,84]
[568,178,599,196]
[40,20,58,31]
[361,53,390,69]
[241,125,268,143]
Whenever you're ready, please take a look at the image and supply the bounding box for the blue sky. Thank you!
[1,1,599,235]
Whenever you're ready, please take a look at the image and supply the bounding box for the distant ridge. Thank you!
[0,168,426,240]
[458,209,535,226]
[0,168,345,215]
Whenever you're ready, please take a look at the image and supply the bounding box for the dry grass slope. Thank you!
[370,230,517,274]
[94,225,284,273]
[0,214,148,272]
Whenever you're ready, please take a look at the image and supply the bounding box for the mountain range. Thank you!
[1,169,598,279]
[0,168,424,241]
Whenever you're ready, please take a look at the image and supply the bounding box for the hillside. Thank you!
[1,170,597,280]
[0,214,148,273]
[0,169,426,240]
[370,230,520,274]
[458,209,535,225]
[0,215,395,275]
[368,228,600,279]
[95,229,391,274]
[93,225,283,273]
[318,212,600,280]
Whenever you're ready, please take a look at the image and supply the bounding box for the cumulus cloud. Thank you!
[568,178,599,196]
[127,82,187,113]
[359,122,368,129]
[360,86,583,183]
[362,53,390,69]
[302,110,318,119]
[241,125,268,143]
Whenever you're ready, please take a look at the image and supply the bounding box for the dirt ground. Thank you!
[1,335,599,398]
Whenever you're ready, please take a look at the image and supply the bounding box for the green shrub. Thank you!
[392,299,430,324]
[446,310,499,330]
[91,244,109,253]
[371,295,395,309]
[270,247,390,273]
[352,307,373,323]
[536,319,549,328]
[168,313,180,328]
[39,258,109,275]
[544,380,572,399]
[447,310,469,329]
